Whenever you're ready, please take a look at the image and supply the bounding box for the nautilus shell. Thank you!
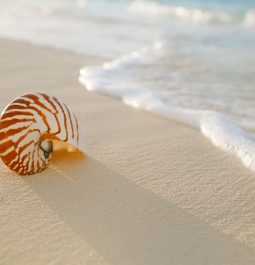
[0,93,83,175]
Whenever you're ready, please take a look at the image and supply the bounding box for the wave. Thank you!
[243,10,255,26]
[79,41,255,172]
[128,0,255,26]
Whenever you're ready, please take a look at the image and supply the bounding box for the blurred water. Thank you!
[0,0,255,134]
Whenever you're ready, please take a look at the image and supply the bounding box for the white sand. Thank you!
[0,39,255,264]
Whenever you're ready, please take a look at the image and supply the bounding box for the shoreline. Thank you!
[1,39,255,264]
[79,42,255,174]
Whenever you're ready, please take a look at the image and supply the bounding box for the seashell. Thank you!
[0,93,83,175]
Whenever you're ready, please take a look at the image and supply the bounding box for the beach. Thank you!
[1,39,255,264]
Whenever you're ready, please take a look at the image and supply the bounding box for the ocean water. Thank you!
[0,0,255,170]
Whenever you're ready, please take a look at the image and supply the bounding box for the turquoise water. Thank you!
[161,0,254,12]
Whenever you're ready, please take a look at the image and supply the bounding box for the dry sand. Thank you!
[0,39,255,264]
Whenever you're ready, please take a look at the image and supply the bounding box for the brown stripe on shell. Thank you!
[3,104,26,112]
[0,118,33,130]
[74,114,79,144]
[41,94,61,135]
[0,125,30,140]
[64,103,75,139]
[1,111,34,120]
[0,93,81,175]
[53,96,69,141]
[24,94,53,114]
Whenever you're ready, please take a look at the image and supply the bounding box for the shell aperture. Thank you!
[0,93,82,175]
[40,140,53,159]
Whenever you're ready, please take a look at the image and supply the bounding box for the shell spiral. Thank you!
[0,93,80,175]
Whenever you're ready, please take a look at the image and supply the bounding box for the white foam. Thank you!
[128,0,234,24]
[243,10,255,27]
[79,42,255,172]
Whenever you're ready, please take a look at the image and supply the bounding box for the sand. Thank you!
[0,39,255,265]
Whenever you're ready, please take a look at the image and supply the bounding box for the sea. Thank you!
[0,0,255,170]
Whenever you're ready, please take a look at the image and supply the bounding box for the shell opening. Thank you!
[40,140,53,159]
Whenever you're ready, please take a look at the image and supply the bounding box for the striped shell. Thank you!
[0,93,82,175]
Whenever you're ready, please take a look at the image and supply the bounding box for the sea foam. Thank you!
[244,10,255,26]
[128,0,255,27]
[128,0,234,24]
[79,41,255,172]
